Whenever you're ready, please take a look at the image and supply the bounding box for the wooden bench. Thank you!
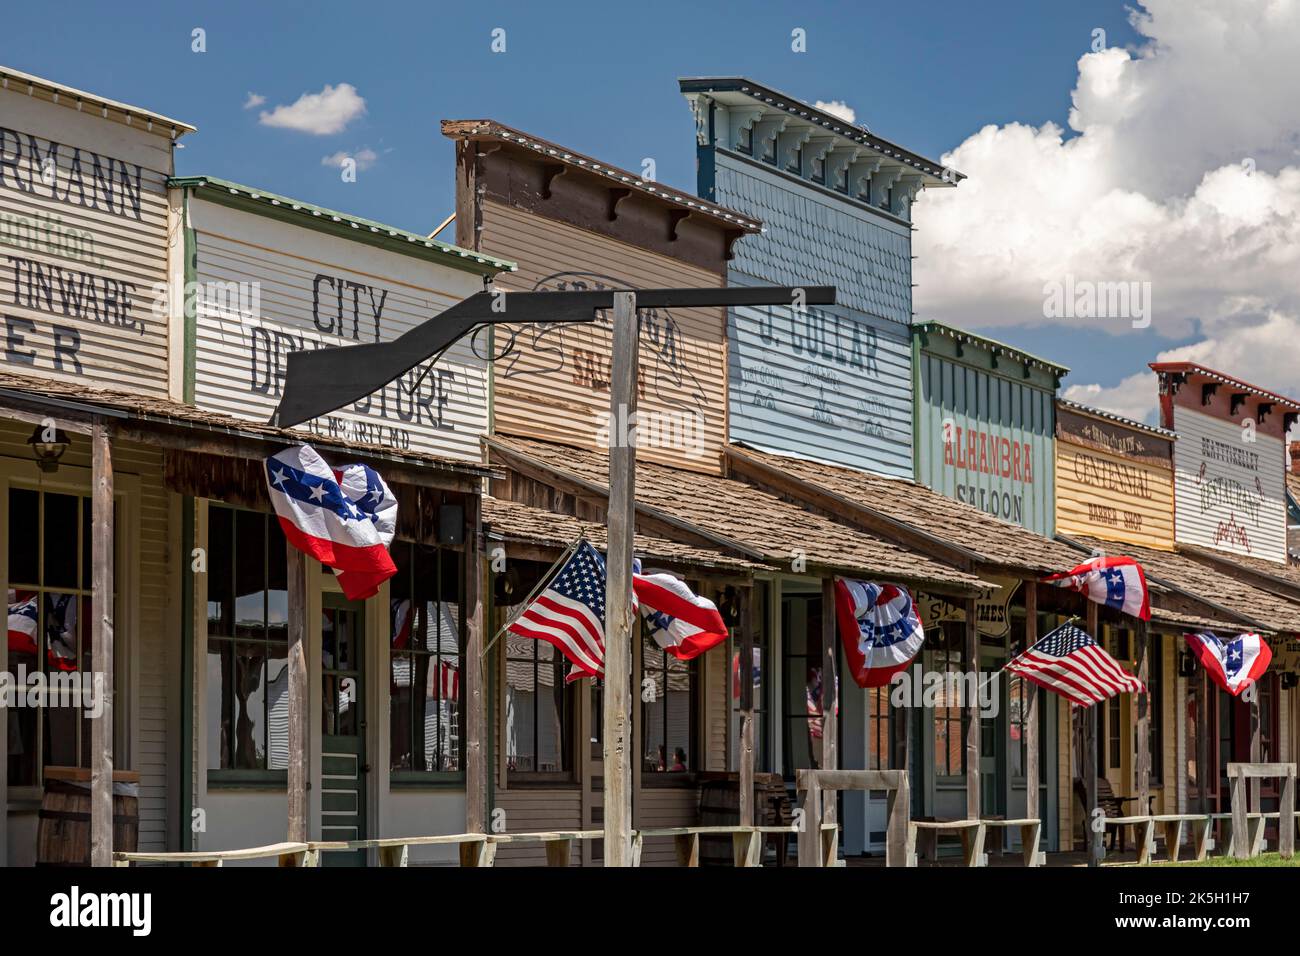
[113,841,315,867]
[908,819,987,868]
[1075,778,1154,852]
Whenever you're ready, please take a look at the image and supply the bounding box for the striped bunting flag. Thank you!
[1004,621,1146,706]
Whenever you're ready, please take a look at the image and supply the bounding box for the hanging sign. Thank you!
[915,576,1020,639]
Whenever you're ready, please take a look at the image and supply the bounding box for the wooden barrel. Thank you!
[698,776,740,866]
[37,767,140,866]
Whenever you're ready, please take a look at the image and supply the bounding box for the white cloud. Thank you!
[243,92,266,110]
[259,83,366,135]
[321,148,379,171]
[914,0,1300,422]
[814,99,856,123]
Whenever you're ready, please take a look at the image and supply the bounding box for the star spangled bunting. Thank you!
[1004,622,1146,706]
[265,444,398,601]
[1045,555,1150,621]
[1184,631,1272,697]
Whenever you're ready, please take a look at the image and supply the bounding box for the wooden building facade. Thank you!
[679,77,954,480]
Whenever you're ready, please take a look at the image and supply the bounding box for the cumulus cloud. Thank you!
[814,99,856,123]
[242,92,266,110]
[321,148,379,171]
[259,83,366,135]
[914,0,1300,422]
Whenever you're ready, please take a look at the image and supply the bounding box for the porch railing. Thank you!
[112,824,804,868]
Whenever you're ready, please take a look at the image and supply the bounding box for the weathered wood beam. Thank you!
[738,585,755,827]
[465,494,487,835]
[603,291,637,866]
[1136,620,1151,822]
[1024,583,1039,822]
[90,418,115,867]
[286,544,309,843]
[965,596,980,821]
[821,576,839,830]
[1085,600,1101,867]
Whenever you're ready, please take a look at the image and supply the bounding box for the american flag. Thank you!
[506,540,609,682]
[1004,622,1146,706]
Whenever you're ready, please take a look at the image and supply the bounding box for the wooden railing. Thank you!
[112,824,805,868]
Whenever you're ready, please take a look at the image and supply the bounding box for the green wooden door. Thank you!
[321,594,366,865]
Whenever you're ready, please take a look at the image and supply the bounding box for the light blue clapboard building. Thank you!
[680,77,958,479]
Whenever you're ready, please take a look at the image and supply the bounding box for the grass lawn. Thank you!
[1157,852,1300,867]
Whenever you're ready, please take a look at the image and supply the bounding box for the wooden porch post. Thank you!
[1023,583,1039,823]
[1084,600,1100,867]
[821,576,838,827]
[603,290,637,866]
[1249,694,1262,815]
[89,418,115,867]
[964,596,979,820]
[1136,621,1150,819]
[1197,669,1210,815]
[464,494,487,838]
[738,584,755,828]
[286,543,309,843]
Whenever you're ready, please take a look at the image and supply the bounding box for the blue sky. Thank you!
[6,1,1278,414]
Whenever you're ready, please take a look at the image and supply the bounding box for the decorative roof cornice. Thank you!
[440,119,763,234]
[1,64,194,138]
[168,175,516,276]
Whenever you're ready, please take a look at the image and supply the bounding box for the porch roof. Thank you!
[1061,534,1300,635]
[724,443,1085,577]
[0,370,495,486]
[484,434,992,595]
[482,496,760,575]
[1178,544,1300,600]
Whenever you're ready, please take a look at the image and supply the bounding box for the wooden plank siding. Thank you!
[0,84,181,397]
[479,200,728,474]
[184,196,490,461]
[1055,436,1176,550]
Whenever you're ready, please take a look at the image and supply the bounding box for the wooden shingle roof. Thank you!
[482,496,760,574]
[726,444,1085,576]
[1063,534,1300,634]
[486,435,991,593]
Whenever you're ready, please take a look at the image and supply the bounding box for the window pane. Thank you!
[43,493,79,589]
[505,637,537,772]
[664,654,691,771]
[266,518,287,642]
[233,642,267,769]
[207,507,233,636]
[206,639,233,770]
[43,592,81,769]
[8,488,38,585]
[267,645,288,770]
[233,510,266,639]
[390,651,414,772]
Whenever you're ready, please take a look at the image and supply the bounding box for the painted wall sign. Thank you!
[1055,405,1175,549]
[916,576,1021,640]
[1172,407,1287,562]
[478,199,727,473]
[915,347,1057,534]
[186,197,489,460]
[0,86,176,395]
[710,154,915,478]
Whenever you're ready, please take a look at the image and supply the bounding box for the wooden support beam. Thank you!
[1136,620,1151,822]
[821,576,838,830]
[964,596,980,820]
[738,585,755,828]
[603,290,637,866]
[1280,769,1296,859]
[465,494,487,835]
[286,543,309,843]
[1023,583,1039,823]
[1085,601,1101,867]
[89,418,115,867]
[1249,695,1262,816]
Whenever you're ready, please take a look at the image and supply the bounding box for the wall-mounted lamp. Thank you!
[27,424,70,473]
[1177,650,1198,678]
[1282,672,1298,691]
